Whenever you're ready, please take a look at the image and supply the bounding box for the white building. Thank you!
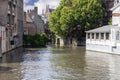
[86,0,120,54]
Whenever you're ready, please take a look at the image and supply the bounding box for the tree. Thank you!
[49,0,73,37]
[49,0,104,39]
[23,33,49,47]
[73,0,104,30]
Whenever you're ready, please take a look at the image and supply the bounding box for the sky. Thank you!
[24,0,61,14]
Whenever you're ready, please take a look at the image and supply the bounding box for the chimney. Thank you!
[34,7,38,14]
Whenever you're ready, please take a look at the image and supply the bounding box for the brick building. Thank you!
[24,12,36,35]
[26,7,45,34]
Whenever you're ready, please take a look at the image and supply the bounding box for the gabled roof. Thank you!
[110,3,120,11]
[86,25,118,33]
[26,13,33,23]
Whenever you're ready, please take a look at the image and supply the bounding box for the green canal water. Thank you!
[0,46,120,80]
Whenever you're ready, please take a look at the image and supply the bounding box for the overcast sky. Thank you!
[24,0,61,14]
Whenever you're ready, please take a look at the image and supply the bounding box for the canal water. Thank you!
[0,46,120,80]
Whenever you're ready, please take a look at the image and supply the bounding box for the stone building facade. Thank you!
[0,26,6,57]
[27,7,45,34]
[0,0,23,55]
[16,0,24,47]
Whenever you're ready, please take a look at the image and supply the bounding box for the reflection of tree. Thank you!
[52,47,86,79]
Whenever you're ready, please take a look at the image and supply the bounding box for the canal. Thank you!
[0,46,120,80]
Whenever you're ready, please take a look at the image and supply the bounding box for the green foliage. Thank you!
[23,33,49,47]
[108,18,112,25]
[49,0,104,38]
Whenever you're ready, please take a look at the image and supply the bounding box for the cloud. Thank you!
[24,0,61,14]
[24,0,30,4]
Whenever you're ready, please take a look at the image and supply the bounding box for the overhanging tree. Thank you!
[49,0,104,39]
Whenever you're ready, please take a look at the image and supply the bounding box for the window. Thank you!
[7,14,10,24]
[92,33,94,39]
[87,33,90,39]
[106,33,109,40]
[101,33,104,39]
[96,33,99,39]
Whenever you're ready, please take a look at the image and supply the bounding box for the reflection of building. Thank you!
[86,0,120,54]
[0,0,23,55]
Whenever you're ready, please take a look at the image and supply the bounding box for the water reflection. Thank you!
[85,51,120,80]
[0,46,120,80]
[0,47,24,80]
[1,47,24,63]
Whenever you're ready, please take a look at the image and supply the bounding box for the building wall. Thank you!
[1,27,6,53]
[16,0,23,47]
[0,0,23,54]
[55,35,64,47]
[27,22,36,35]
[112,7,120,25]
[86,27,120,54]
[28,7,45,34]
[86,44,112,53]
[0,26,6,56]
[24,12,37,35]
[0,0,8,26]
[86,43,120,54]
[0,0,8,55]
